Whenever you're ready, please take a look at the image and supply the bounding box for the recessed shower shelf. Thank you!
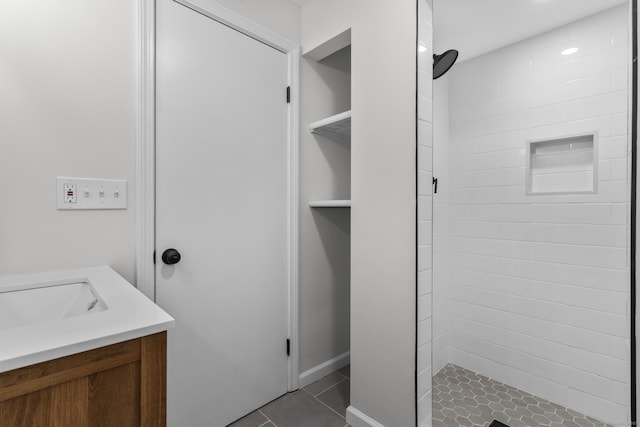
[309,200,351,208]
[309,111,351,140]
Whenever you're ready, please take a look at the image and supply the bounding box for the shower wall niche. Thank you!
[430,3,630,425]
[527,133,598,195]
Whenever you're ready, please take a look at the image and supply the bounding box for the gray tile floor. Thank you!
[433,364,612,427]
[229,365,351,427]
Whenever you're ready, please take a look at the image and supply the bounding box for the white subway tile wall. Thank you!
[434,4,631,425]
[433,75,450,377]
[417,0,433,425]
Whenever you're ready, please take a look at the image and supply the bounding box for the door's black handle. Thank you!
[162,248,181,265]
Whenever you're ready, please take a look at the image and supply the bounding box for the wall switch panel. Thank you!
[57,177,127,210]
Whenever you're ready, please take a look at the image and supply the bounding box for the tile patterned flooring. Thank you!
[229,365,351,427]
[433,364,612,427]
[231,362,612,427]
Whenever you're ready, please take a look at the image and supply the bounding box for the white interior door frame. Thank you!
[135,0,300,391]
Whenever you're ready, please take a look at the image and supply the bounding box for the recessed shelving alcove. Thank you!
[526,133,598,195]
[308,110,351,208]
[298,27,352,389]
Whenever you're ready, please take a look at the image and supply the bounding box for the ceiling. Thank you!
[434,0,628,62]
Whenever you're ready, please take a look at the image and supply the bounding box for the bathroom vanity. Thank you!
[0,267,174,427]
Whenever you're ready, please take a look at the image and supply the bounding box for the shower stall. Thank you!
[418,1,633,426]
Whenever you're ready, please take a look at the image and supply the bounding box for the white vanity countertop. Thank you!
[0,266,175,373]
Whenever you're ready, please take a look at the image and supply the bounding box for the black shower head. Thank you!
[433,49,459,79]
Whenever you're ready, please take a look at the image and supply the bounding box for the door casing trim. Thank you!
[135,0,300,392]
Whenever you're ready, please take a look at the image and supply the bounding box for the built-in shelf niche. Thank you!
[305,29,351,211]
[526,133,597,195]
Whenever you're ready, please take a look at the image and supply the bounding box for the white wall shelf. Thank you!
[309,111,351,141]
[309,200,351,208]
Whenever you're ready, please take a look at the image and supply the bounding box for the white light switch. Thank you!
[57,177,127,210]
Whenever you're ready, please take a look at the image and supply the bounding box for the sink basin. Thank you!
[0,266,174,373]
[0,281,107,331]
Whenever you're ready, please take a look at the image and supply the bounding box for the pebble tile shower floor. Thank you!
[433,364,612,427]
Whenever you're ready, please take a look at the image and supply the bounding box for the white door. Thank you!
[155,1,290,425]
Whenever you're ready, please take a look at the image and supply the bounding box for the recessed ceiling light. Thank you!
[561,47,579,56]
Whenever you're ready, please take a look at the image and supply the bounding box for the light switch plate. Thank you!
[57,177,127,210]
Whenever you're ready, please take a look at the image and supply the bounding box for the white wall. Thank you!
[301,1,417,426]
[441,5,630,423]
[299,46,351,374]
[0,0,137,282]
[300,1,353,55]
[0,0,302,286]
[350,1,416,423]
[417,1,434,425]
[212,0,301,43]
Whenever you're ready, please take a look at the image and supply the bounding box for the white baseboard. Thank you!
[346,406,385,427]
[298,351,350,388]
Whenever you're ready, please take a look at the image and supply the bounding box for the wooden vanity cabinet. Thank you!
[0,332,166,427]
